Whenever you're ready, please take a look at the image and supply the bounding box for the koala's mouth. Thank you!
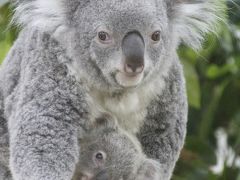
[115,71,144,88]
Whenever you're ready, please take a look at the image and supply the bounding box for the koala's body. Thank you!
[73,114,161,180]
[0,0,225,180]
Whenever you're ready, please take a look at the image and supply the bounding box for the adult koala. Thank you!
[0,0,225,180]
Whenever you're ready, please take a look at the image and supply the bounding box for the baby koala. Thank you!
[73,114,162,180]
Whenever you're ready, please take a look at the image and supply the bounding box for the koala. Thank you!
[73,114,162,180]
[0,0,225,180]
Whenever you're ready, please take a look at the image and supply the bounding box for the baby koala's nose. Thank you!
[94,170,109,180]
[81,175,92,180]
[80,172,94,180]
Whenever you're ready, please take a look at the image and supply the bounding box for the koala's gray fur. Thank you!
[0,0,225,180]
[73,114,162,180]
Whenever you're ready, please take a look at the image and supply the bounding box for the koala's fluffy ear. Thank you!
[94,113,118,130]
[12,0,66,30]
[167,0,226,50]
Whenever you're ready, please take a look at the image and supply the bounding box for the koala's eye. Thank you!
[94,151,106,162]
[95,152,104,160]
[151,31,161,42]
[93,151,107,167]
[98,31,111,43]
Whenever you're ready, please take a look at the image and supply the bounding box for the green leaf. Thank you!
[206,58,238,79]
[182,59,201,109]
[0,3,18,63]
[0,39,11,63]
[185,136,216,165]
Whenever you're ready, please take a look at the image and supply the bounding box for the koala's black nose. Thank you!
[122,31,145,74]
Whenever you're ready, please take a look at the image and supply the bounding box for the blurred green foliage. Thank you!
[0,1,240,180]
[0,3,18,63]
[174,1,240,179]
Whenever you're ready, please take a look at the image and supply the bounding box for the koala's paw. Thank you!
[135,159,162,180]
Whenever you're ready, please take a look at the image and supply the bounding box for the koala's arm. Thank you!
[134,158,162,180]
[138,60,188,180]
[5,30,88,180]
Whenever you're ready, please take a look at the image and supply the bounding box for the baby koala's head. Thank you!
[74,114,143,180]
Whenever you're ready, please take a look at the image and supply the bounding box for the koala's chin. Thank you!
[115,71,144,88]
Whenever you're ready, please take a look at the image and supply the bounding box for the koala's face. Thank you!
[66,0,170,90]
[77,130,140,180]
[15,0,224,90]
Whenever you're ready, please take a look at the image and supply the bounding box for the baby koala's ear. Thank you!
[94,113,118,130]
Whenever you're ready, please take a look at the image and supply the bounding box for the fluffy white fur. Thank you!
[12,0,65,30]
[169,0,226,49]
[87,75,166,134]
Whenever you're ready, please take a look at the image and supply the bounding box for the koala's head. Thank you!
[13,0,226,91]
[75,114,142,180]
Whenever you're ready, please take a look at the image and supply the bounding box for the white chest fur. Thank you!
[86,78,165,134]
